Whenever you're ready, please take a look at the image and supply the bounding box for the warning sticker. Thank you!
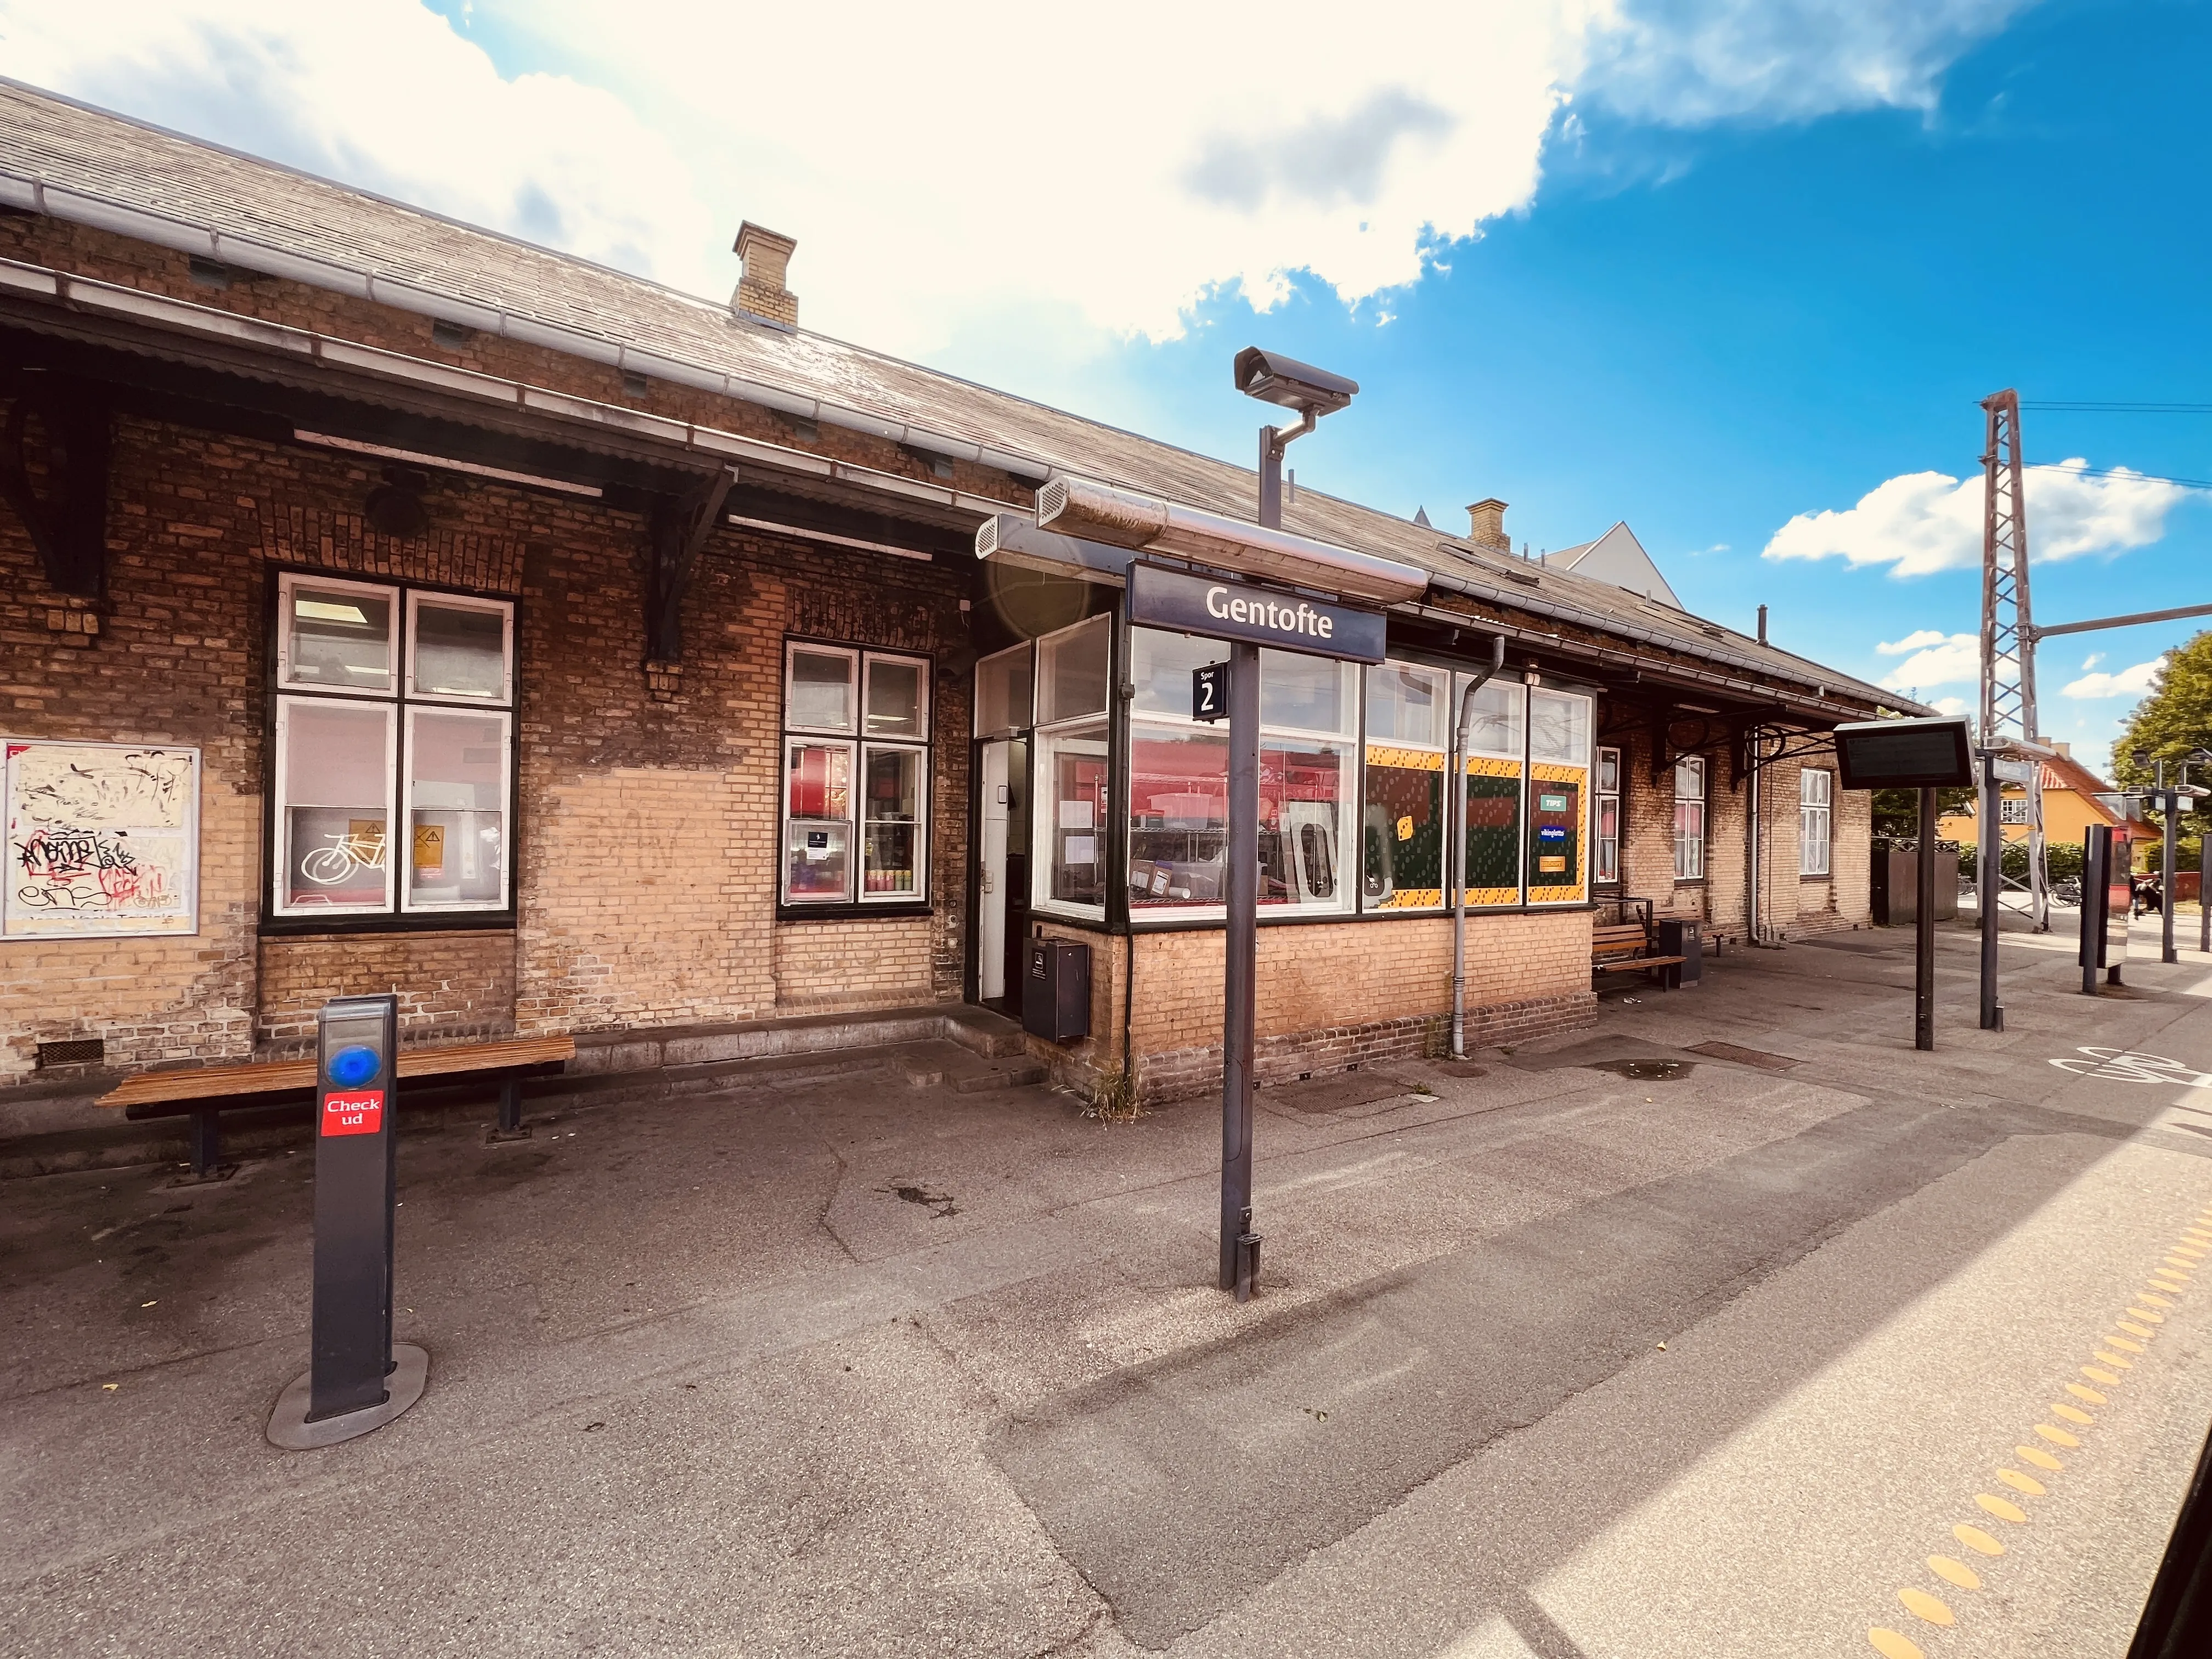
[321,1090,385,1136]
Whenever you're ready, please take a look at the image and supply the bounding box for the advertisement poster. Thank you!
[4,740,200,938]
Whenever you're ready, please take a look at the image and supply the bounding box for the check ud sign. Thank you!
[1128,562,1387,664]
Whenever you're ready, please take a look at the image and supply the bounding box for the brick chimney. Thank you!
[1466,498,1508,550]
[733,222,798,328]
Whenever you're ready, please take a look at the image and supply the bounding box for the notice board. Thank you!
[4,739,200,938]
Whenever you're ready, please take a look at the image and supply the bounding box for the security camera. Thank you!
[1233,347,1358,416]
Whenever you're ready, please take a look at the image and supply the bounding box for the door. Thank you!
[977,738,1030,1008]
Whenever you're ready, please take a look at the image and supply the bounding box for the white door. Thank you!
[979,741,1011,1000]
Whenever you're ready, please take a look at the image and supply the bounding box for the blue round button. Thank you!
[328,1044,381,1087]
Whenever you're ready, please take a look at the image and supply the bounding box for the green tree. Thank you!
[2112,629,2212,866]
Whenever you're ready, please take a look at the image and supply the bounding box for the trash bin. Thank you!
[1022,937,1091,1041]
[1657,918,1701,988]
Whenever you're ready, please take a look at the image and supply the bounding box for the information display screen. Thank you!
[1832,717,1974,791]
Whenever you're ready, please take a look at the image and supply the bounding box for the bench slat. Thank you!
[1594,955,1686,973]
[98,1035,576,1109]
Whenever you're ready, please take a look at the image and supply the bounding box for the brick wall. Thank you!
[1608,725,1869,940]
[0,400,975,1085]
[257,930,518,1055]
[1033,909,1596,1101]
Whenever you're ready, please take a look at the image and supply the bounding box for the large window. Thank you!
[1126,630,1354,916]
[1527,688,1592,904]
[1462,680,1525,907]
[1362,662,1449,909]
[1674,755,1707,881]
[781,642,930,906]
[1034,615,1111,917]
[1594,746,1622,885]
[1800,767,1833,876]
[272,573,514,919]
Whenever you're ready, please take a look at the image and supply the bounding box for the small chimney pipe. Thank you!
[1757,603,1768,645]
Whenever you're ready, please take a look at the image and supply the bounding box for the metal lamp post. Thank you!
[1221,347,1358,1300]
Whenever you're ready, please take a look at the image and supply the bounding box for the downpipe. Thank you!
[1451,635,1509,1059]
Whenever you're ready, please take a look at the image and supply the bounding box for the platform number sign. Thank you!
[1193,662,1229,723]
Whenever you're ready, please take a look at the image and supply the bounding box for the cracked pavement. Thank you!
[5,915,2211,1656]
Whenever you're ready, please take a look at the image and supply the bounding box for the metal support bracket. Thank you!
[643,465,737,670]
[0,375,112,599]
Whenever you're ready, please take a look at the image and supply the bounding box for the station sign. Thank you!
[1990,758,2035,785]
[1130,562,1387,664]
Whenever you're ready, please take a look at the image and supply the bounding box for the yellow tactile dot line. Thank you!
[1867,1197,2199,1657]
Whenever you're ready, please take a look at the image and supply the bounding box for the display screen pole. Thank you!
[1915,787,1937,1051]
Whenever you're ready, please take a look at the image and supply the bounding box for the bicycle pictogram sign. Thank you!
[2047,1047,2212,1088]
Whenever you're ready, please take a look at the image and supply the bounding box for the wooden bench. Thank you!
[1592,921,1687,988]
[98,1034,576,1178]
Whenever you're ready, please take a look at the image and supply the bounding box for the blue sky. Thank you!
[5,0,2205,773]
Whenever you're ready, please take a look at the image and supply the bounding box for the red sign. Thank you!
[321,1090,385,1136]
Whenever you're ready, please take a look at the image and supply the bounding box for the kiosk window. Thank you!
[271,572,514,921]
[1362,662,1448,910]
[780,642,930,906]
[1800,768,1833,877]
[1674,755,1707,881]
[1125,631,1351,917]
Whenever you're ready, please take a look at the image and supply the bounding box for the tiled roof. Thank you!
[0,77,1914,713]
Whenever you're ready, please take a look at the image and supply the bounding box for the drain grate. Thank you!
[36,1037,106,1068]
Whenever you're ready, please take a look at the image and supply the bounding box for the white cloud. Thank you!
[1931,696,1970,717]
[1876,629,1949,655]
[1877,631,1980,691]
[1579,0,2032,123]
[0,0,2040,358]
[2081,651,2104,669]
[2062,656,2165,699]
[1762,461,2187,577]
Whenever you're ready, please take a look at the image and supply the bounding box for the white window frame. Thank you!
[783,641,864,736]
[779,642,931,907]
[973,641,1035,738]
[275,571,400,699]
[272,694,398,917]
[400,703,514,913]
[1595,744,1622,885]
[2000,796,2031,825]
[270,574,515,921]
[1031,614,1115,922]
[405,589,516,706]
[1799,767,1833,877]
[1674,754,1707,882]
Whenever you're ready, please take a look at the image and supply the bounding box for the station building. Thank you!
[0,83,1920,1110]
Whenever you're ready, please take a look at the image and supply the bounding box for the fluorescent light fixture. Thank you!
[296,600,369,625]
[292,430,603,498]
[725,512,932,562]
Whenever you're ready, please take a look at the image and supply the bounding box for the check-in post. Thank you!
[266,992,430,1449]
[1833,716,1973,1052]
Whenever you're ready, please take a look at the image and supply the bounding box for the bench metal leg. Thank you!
[487,1074,531,1142]
[179,1109,235,1183]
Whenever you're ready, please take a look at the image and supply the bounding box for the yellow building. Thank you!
[1936,743,2130,851]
